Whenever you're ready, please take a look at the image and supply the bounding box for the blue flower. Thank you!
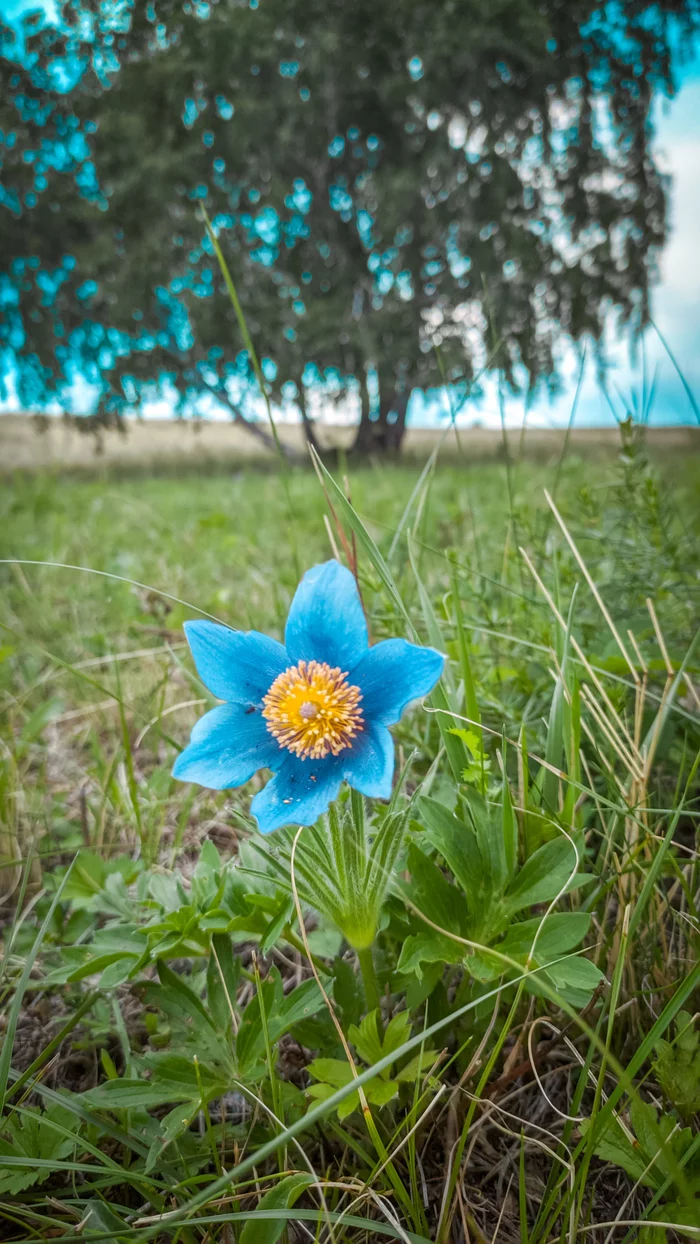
[173,560,445,833]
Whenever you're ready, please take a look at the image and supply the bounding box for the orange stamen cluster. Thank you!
[262,659,364,760]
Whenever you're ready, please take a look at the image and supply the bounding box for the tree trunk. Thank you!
[351,380,411,457]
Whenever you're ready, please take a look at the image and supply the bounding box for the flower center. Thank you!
[262,659,364,760]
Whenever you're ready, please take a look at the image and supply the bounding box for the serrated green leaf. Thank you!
[0,1105,77,1195]
[308,1059,354,1088]
[382,1011,413,1060]
[654,1012,700,1116]
[348,1011,384,1068]
[397,932,459,978]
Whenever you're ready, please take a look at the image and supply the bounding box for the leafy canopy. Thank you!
[1,0,698,447]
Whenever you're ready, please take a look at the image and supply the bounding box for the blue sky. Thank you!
[2,0,699,429]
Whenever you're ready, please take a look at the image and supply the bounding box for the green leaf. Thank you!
[348,1010,411,1078]
[145,1100,201,1172]
[81,1078,192,1111]
[499,912,591,961]
[501,768,518,884]
[308,1059,354,1088]
[46,949,140,985]
[448,727,482,754]
[100,1049,118,1080]
[82,1052,229,1112]
[324,1077,399,1121]
[646,1199,700,1241]
[397,932,459,978]
[537,954,605,1006]
[99,955,142,989]
[403,842,467,935]
[333,955,363,1028]
[268,977,326,1041]
[654,1012,700,1116]
[366,807,409,910]
[583,1099,696,1194]
[504,837,581,915]
[403,959,445,1010]
[199,837,222,872]
[348,1011,385,1068]
[207,935,242,1034]
[467,914,594,987]
[381,1011,413,1061]
[237,972,280,1075]
[238,973,326,1076]
[239,1174,315,1244]
[149,871,188,913]
[463,789,510,893]
[79,1200,131,1240]
[260,894,295,954]
[581,1113,654,1187]
[334,1090,363,1121]
[418,796,488,922]
[305,1081,337,1106]
[365,1078,401,1109]
[307,1055,400,1119]
[0,1105,77,1195]
[199,908,234,932]
[395,1048,440,1083]
[139,973,229,1066]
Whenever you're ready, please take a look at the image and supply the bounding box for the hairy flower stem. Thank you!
[357,945,381,1016]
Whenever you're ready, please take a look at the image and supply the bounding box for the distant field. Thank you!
[1,412,699,473]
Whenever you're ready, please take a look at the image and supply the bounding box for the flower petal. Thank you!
[184,620,288,705]
[284,560,368,671]
[353,638,445,725]
[173,703,281,789]
[250,722,394,832]
[251,752,343,834]
[342,722,395,799]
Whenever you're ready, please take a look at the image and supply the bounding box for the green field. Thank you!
[1,440,699,1242]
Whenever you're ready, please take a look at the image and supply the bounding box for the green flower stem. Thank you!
[357,945,381,1014]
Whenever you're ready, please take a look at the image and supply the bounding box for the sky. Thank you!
[1,0,699,430]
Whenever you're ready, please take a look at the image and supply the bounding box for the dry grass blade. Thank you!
[519,545,640,758]
[544,488,640,685]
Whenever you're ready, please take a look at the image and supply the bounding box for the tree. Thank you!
[1,0,697,454]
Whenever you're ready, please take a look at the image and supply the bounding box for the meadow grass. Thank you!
[0,436,699,1242]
